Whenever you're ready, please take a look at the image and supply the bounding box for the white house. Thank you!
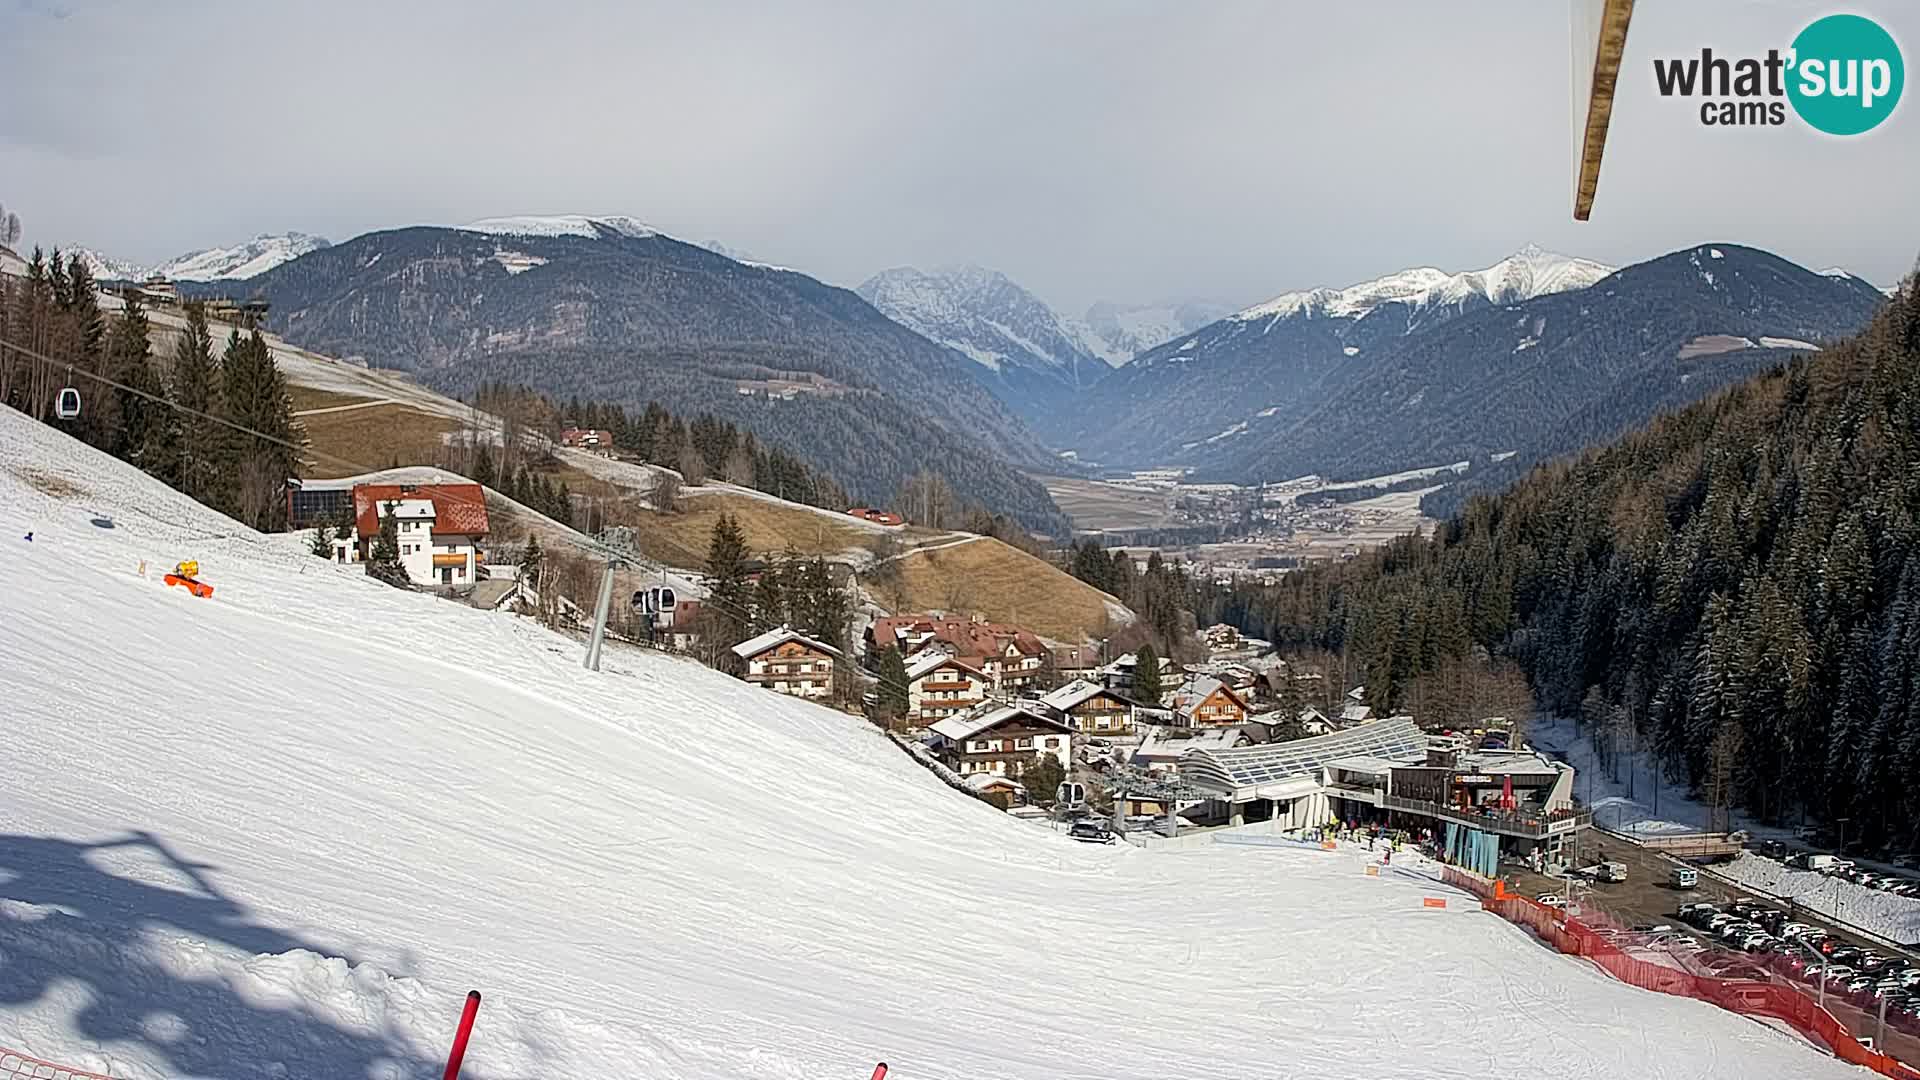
[731,626,842,699]
[349,482,491,588]
[904,651,991,725]
[926,703,1074,778]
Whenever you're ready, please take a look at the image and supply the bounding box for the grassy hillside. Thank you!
[261,334,1134,644]
[869,535,1128,644]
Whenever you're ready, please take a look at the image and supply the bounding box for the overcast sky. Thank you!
[2,0,1915,312]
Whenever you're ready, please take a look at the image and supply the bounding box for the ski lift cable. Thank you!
[4,334,945,706]
[0,334,662,572]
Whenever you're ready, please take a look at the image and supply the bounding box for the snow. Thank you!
[1228,245,1614,327]
[1256,406,1280,418]
[73,234,330,284]
[0,408,1864,1080]
[1513,336,1539,353]
[490,250,548,275]
[1759,336,1819,351]
[1342,345,1360,356]
[1077,300,1230,367]
[1710,248,1725,259]
[1491,450,1518,463]
[1715,855,1920,944]
[1203,421,1248,444]
[459,215,659,240]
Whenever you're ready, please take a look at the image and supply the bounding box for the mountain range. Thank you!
[106,213,1893,536]
[74,233,330,284]
[856,265,1113,426]
[1044,244,1886,494]
[211,216,1073,534]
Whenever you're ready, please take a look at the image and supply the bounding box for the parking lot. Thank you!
[1502,837,1920,1064]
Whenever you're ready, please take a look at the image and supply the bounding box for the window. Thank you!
[1043,738,1059,750]
[1016,737,1034,750]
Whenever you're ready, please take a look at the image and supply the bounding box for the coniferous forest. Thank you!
[1194,276,1920,845]
[1,247,300,533]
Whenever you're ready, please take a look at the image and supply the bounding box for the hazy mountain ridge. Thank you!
[215,219,1072,533]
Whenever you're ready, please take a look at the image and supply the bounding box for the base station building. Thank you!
[1173,718,1592,871]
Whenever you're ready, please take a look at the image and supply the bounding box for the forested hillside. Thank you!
[220,223,1071,534]
[1201,273,1920,844]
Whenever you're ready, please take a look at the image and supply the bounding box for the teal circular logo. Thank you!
[1788,14,1904,135]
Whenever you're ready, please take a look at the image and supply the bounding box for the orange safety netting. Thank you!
[1,1048,117,1080]
[1478,882,1920,1080]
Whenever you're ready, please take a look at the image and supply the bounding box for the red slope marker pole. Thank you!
[870,1065,888,1080]
[443,990,482,1080]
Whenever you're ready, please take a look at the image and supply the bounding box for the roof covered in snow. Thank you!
[928,703,1072,743]
[730,626,843,660]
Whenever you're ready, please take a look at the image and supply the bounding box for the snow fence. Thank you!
[1479,884,1920,1079]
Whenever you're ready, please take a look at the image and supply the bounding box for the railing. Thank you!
[1383,794,1593,838]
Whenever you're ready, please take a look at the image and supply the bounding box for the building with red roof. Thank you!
[866,613,1049,692]
[346,483,491,587]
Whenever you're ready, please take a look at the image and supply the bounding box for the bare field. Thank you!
[1037,474,1177,532]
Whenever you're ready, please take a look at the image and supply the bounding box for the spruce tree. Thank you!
[221,329,299,531]
[171,302,226,509]
[1133,643,1162,704]
[309,524,334,559]
[876,645,911,725]
[519,533,544,580]
[367,501,410,588]
[704,513,752,645]
[753,553,788,631]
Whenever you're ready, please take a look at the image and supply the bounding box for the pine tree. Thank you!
[753,554,788,631]
[876,645,910,725]
[704,513,752,646]
[519,534,544,580]
[1134,643,1162,704]
[309,524,334,558]
[171,302,227,509]
[222,328,299,530]
[367,502,411,588]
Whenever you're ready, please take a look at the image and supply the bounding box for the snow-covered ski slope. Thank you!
[0,408,1860,1080]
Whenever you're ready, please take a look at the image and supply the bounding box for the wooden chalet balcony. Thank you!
[920,679,975,692]
[431,553,468,568]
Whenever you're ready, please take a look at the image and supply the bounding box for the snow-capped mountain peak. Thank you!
[158,232,331,281]
[66,232,331,283]
[1231,246,1614,326]
[460,214,659,240]
[858,264,1101,377]
[1080,299,1235,366]
[70,248,150,283]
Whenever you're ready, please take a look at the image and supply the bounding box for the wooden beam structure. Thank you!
[1573,0,1636,221]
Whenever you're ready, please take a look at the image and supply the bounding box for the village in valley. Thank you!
[36,260,1594,872]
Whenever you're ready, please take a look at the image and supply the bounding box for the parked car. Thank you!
[1670,937,1709,954]
[1737,933,1773,952]
[1537,892,1566,907]
[1777,922,1815,940]
[1830,946,1866,966]
[1067,821,1116,845]
[1718,921,1763,942]
[1846,976,1878,994]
